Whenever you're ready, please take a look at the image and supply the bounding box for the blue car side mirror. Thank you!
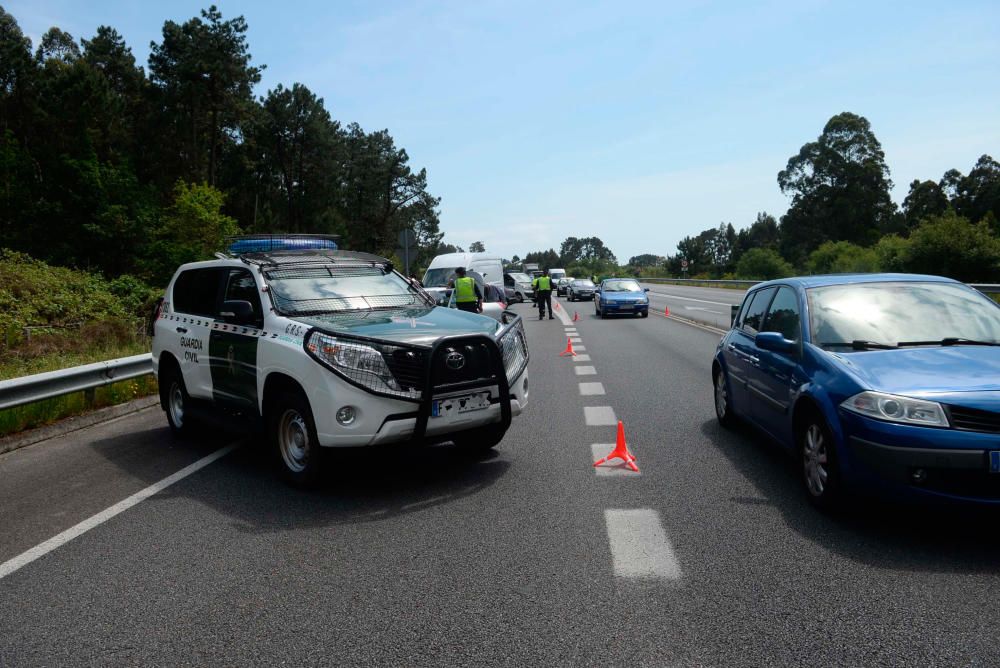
[755,331,797,354]
[644,287,650,292]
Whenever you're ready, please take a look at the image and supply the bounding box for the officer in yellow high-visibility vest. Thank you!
[449,267,482,314]
[532,270,554,320]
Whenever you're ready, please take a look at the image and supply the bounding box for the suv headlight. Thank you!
[306,331,401,392]
[841,391,949,427]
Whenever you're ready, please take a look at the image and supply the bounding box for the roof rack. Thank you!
[241,248,393,273]
[220,234,340,257]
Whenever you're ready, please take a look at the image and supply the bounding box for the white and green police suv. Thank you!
[151,236,530,486]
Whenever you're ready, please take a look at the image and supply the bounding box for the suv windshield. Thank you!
[266,267,430,315]
[423,267,458,287]
[603,280,642,292]
[808,282,1000,348]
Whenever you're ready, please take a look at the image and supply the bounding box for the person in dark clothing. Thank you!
[532,270,554,320]
[449,267,482,313]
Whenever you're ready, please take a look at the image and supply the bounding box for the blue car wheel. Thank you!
[713,365,736,428]
[797,409,842,510]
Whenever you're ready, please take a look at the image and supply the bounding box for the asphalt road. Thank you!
[638,282,747,330]
[2,297,999,666]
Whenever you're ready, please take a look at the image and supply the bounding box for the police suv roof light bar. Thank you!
[222,234,340,256]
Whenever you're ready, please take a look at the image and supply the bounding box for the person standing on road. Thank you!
[449,267,482,313]
[532,270,554,320]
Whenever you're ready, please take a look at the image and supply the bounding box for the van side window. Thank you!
[173,268,223,317]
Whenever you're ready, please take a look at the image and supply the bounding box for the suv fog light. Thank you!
[336,406,357,425]
[910,468,928,484]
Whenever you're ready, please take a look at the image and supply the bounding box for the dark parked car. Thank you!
[713,273,1000,508]
[556,277,575,296]
[567,279,596,301]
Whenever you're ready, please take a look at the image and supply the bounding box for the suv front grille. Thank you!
[382,348,426,392]
[947,405,1000,434]
[432,342,496,388]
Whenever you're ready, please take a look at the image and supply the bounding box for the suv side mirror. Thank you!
[221,299,255,325]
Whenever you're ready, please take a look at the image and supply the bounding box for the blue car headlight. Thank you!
[841,391,949,428]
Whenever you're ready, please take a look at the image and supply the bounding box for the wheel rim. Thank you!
[714,371,728,419]
[802,423,828,497]
[169,381,185,428]
[278,409,310,473]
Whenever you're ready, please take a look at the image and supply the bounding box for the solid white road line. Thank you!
[555,304,575,326]
[591,444,640,477]
[574,366,597,376]
[647,291,734,307]
[0,442,241,581]
[584,406,617,426]
[578,382,606,396]
[572,354,592,362]
[604,509,682,579]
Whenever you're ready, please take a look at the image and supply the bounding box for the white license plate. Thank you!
[431,392,491,417]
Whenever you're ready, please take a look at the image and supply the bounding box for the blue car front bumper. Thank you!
[600,302,648,314]
[839,411,1000,504]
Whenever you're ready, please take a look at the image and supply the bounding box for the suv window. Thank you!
[740,287,776,335]
[173,268,223,317]
[762,286,801,342]
[223,269,264,327]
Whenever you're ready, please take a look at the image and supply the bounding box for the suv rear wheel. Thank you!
[160,362,192,436]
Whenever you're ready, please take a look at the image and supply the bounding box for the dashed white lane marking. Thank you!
[564,328,578,333]
[584,406,617,426]
[0,442,241,581]
[575,366,597,376]
[569,337,582,343]
[574,345,587,352]
[572,354,592,362]
[591,444,641,476]
[604,509,682,579]
[579,382,605,396]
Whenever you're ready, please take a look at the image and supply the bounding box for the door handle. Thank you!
[749,356,760,367]
[176,327,188,334]
[727,344,736,351]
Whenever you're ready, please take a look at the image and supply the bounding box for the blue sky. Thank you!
[7,0,999,262]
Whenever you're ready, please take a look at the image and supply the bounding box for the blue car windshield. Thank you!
[603,280,642,292]
[807,282,1000,348]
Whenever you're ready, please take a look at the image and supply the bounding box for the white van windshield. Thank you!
[423,267,458,287]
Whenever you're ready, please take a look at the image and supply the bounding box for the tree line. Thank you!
[0,5,449,286]
[663,113,1000,282]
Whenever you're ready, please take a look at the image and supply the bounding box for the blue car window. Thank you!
[761,287,800,342]
[741,287,776,335]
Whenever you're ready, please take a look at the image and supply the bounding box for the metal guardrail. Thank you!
[641,277,1000,294]
[0,354,153,411]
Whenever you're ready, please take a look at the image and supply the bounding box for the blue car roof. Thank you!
[754,273,962,290]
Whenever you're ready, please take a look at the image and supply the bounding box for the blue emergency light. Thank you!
[225,234,339,255]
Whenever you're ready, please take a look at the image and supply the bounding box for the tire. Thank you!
[640,310,648,318]
[160,363,193,436]
[713,366,736,429]
[452,423,506,452]
[269,389,324,487]
[798,410,842,510]
[595,302,602,318]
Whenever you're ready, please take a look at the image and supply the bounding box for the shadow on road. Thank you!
[88,419,512,534]
[701,418,1000,574]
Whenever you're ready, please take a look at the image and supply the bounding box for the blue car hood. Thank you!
[831,346,1000,407]
[293,306,498,346]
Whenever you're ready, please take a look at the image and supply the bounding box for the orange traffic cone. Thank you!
[554,302,561,311]
[573,311,579,322]
[664,305,670,317]
[559,337,577,357]
[593,421,639,472]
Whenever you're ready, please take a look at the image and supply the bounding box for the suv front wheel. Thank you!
[269,391,324,487]
[160,362,192,436]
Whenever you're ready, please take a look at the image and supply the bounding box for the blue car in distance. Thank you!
[712,273,1000,509]
[595,278,650,318]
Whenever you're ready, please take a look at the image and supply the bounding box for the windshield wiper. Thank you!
[897,337,1000,347]
[821,340,898,350]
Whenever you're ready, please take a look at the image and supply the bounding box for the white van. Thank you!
[549,268,567,282]
[422,252,505,290]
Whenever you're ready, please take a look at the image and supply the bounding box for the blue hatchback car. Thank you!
[712,273,1000,508]
[595,278,650,318]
